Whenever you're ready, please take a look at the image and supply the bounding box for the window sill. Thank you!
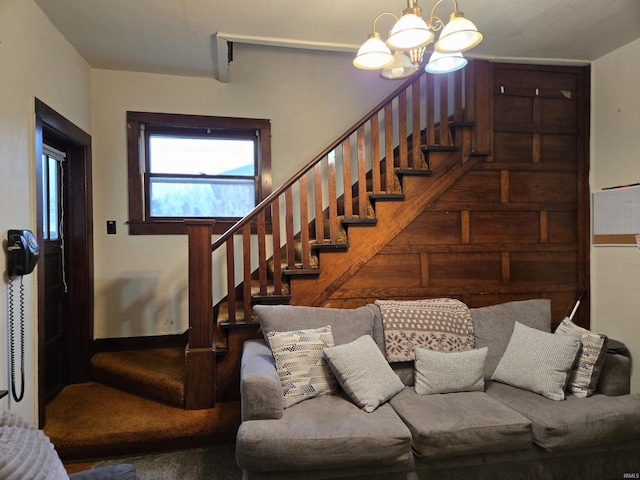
[127,219,270,235]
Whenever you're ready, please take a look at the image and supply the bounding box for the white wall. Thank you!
[0,0,91,421]
[91,44,397,338]
[591,37,640,393]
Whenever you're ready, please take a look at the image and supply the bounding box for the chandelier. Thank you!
[353,0,482,79]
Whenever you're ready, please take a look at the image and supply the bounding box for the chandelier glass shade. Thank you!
[354,0,482,77]
[380,51,418,79]
[387,14,434,50]
[434,11,483,53]
[424,51,467,74]
[353,32,395,70]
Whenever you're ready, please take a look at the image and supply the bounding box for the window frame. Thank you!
[127,111,272,235]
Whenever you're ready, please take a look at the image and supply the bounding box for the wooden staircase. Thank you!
[183,61,492,409]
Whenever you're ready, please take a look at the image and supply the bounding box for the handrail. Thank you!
[211,73,423,251]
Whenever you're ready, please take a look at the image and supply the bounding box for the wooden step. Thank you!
[91,348,186,408]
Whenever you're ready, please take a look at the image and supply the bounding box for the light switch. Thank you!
[107,220,116,234]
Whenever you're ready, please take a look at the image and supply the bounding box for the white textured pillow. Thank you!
[554,317,608,398]
[324,335,405,412]
[492,322,581,401]
[267,326,338,408]
[0,410,68,480]
[414,347,488,395]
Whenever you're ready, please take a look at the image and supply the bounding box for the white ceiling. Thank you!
[35,0,640,79]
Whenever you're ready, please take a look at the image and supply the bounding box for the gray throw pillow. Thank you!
[554,317,608,398]
[324,335,405,412]
[267,326,338,408]
[414,347,488,395]
[471,299,551,378]
[255,304,375,346]
[492,322,581,401]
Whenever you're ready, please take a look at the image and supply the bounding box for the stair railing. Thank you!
[184,60,491,409]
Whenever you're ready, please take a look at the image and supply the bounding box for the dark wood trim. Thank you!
[93,331,189,352]
[185,220,215,409]
[126,111,272,235]
[35,98,93,427]
[576,64,591,328]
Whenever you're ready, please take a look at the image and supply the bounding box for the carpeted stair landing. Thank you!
[91,348,186,407]
[44,382,240,462]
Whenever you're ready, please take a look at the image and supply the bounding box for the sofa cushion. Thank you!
[255,304,374,346]
[471,299,551,378]
[554,316,608,398]
[486,381,640,451]
[324,335,405,412]
[414,347,487,395]
[492,322,580,401]
[389,387,532,459]
[236,393,413,472]
[267,326,338,409]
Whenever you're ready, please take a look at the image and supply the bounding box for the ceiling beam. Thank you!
[211,33,230,83]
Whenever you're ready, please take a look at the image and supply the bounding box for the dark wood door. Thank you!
[43,237,68,402]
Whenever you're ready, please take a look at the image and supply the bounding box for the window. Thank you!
[127,112,272,235]
[41,144,65,241]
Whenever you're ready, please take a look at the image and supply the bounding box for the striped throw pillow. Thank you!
[555,317,608,397]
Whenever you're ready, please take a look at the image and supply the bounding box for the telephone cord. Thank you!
[8,277,25,403]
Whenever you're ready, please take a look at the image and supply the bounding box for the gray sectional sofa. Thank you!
[235,299,640,480]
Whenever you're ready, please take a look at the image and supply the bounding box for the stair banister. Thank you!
[185,63,488,409]
[210,72,424,252]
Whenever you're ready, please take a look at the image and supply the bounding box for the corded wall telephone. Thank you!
[5,229,39,403]
[7,229,39,277]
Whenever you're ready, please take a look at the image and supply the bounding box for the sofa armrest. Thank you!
[596,353,631,396]
[240,339,284,421]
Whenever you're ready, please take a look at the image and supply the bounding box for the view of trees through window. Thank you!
[127,111,271,235]
[148,136,256,218]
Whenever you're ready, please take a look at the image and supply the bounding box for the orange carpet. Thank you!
[44,382,240,462]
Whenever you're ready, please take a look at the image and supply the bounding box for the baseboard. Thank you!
[93,331,188,352]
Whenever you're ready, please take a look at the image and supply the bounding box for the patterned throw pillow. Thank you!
[555,317,608,398]
[492,322,581,401]
[376,298,474,362]
[267,326,338,408]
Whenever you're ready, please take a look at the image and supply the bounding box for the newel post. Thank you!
[185,220,215,409]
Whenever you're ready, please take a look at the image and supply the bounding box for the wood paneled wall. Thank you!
[323,63,591,329]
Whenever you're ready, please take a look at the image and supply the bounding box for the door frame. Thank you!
[35,98,94,427]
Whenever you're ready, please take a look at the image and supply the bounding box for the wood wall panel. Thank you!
[548,211,577,243]
[438,171,501,203]
[324,62,590,327]
[494,133,533,162]
[510,251,577,284]
[540,99,577,129]
[429,253,502,287]
[493,68,577,91]
[540,135,577,163]
[509,171,576,204]
[494,96,532,125]
[341,254,422,289]
[469,211,539,244]
[388,211,461,245]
